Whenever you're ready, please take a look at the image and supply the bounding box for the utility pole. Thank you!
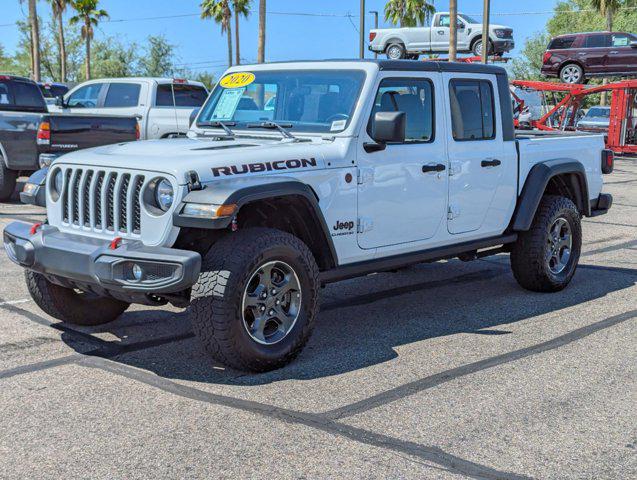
[481,0,491,64]
[369,10,378,58]
[449,0,457,62]
[359,0,365,59]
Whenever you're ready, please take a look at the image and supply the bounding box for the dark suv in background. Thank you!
[541,31,637,83]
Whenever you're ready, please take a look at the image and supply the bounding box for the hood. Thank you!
[53,135,343,184]
[489,24,510,30]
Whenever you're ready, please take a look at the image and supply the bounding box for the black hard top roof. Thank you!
[244,59,508,76]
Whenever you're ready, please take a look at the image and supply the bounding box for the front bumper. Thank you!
[3,222,201,298]
[492,39,515,53]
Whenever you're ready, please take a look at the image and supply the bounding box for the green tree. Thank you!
[50,0,69,81]
[91,38,139,78]
[70,0,109,80]
[384,0,435,27]
[233,0,251,65]
[139,35,175,77]
[0,44,20,74]
[511,33,551,80]
[201,0,233,68]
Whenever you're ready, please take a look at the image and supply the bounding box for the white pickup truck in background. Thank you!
[50,77,208,139]
[369,12,515,59]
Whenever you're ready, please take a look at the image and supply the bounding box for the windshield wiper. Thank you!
[247,121,296,140]
[197,121,236,137]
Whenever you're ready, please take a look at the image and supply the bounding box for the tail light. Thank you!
[369,32,377,42]
[36,121,50,145]
[601,149,614,174]
[542,52,551,64]
[135,122,140,140]
[172,78,187,84]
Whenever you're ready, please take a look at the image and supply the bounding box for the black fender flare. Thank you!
[173,175,338,266]
[511,159,590,231]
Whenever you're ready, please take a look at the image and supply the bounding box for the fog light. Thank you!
[131,263,143,281]
[23,183,38,196]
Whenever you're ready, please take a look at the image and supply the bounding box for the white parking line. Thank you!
[0,299,31,306]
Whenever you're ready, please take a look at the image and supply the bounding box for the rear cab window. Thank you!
[449,79,495,141]
[0,77,47,112]
[103,83,141,107]
[155,84,208,107]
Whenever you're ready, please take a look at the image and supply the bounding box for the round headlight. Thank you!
[154,178,174,212]
[54,169,63,194]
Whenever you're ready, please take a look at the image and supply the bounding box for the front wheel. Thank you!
[188,228,320,372]
[510,195,582,292]
[25,270,129,325]
[471,39,493,57]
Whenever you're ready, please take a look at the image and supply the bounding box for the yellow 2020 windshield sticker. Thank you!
[220,72,255,89]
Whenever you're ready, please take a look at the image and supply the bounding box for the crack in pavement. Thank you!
[322,310,636,421]
[79,356,533,480]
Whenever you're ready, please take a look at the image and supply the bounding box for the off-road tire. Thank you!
[188,228,320,372]
[386,42,406,60]
[25,270,129,325]
[0,161,17,202]
[510,195,582,292]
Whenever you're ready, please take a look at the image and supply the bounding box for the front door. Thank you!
[357,74,448,249]
[444,74,510,234]
[608,33,637,73]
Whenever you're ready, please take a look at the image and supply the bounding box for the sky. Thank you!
[1,0,560,79]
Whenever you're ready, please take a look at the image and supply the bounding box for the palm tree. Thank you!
[233,0,251,65]
[590,0,623,105]
[50,0,68,81]
[257,0,266,63]
[448,0,457,62]
[201,0,233,68]
[384,0,435,27]
[27,0,41,81]
[70,0,109,80]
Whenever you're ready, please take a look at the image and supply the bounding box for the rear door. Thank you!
[608,33,637,73]
[147,82,207,138]
[581,33,611,74]
[443,73,517,235]
[356,73,448,249]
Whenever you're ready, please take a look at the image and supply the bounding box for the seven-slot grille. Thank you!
[59,167,146,236]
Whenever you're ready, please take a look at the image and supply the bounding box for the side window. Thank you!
[611,34,630,47]
[549,36,575,50]
[449,79,495,141]
[67,83,103,108]
[368,77,434,143]
[155,84,174,106]
[438,15,450,27]
[585,34,610,48]
[173,85,208,107]
[103,83,141,108]
[0,81,13,106]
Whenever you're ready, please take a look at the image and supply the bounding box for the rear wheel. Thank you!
[386,43,406,60]
[0,161,17,202]
[25,270,129,325]
[188,228,319,372]
[559,63,584,84]
[510,195,582,292]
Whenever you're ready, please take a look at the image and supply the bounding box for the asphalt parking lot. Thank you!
[0,160,635,480]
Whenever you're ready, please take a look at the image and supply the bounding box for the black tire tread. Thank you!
[188,228,319,372]
[511,195,581,292]
[25,270,129,326]
[0,161,18,202]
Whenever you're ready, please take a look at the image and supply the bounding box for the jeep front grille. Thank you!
[58,167,146,237]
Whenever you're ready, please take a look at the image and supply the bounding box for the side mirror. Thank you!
[189,107,200,127]
[55,95,66,108]
[630,41,637,48]
[365,111,406,153]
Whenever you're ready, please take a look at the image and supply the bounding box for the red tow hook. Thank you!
[109,236,123,250]
[29,223,42,235]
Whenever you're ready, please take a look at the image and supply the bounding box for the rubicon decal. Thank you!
[212,158,317,177]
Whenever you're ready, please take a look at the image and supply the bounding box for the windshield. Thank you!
[459,14,479,24]
[586,107,610,118]
[197,69,366,133]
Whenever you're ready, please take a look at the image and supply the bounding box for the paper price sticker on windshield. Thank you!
[220,72,255,89]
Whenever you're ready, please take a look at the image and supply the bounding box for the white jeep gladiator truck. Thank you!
[369,12,514,59]
[3,60,614,372]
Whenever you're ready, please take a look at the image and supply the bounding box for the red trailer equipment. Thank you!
[511,79,637,155]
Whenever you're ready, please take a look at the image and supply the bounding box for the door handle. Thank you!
[481,159,501,167]
[437,30,445,35]
[610,50,619,54]
[422,163,446,173]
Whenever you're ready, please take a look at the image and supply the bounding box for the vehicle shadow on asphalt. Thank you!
[58,258,637,386]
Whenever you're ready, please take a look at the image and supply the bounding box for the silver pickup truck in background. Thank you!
[369,12,514,59]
